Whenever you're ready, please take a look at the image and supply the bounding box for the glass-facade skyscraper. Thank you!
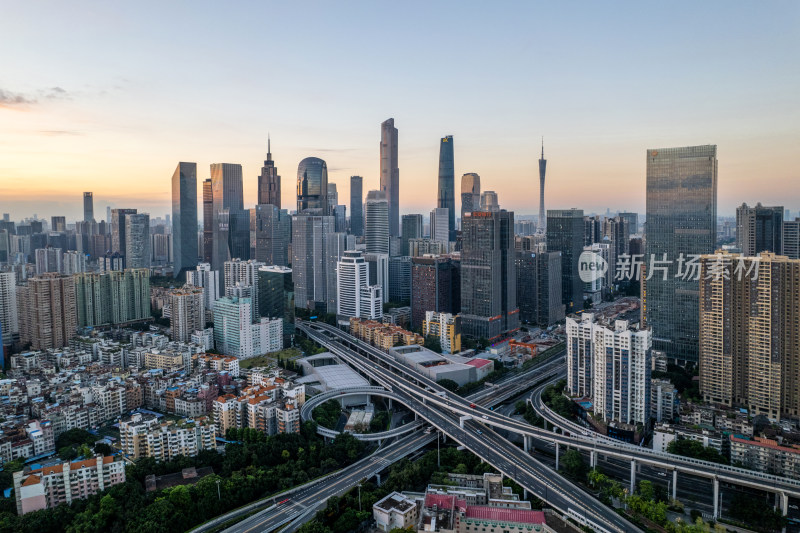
[350,175,363,236]
[401,214,423,256]
[437,135,456,242]
[202,179,213,263]
[171,162,198,279]
[645,145,717,365]
[83,192,94,222]
[380,119,400,237]
[546,208,584,315]
[460,209,518,341]
[210,163,247,284]
[257,265,294,344]
[460,173,480,223]
[297,157,329,214]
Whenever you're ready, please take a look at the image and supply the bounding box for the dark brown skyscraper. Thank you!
[202,179,213,263]
[380,119,399,237]
[257,136,281,208]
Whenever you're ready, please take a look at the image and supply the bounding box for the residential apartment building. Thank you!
[17,273,77,350]
[422,312,461,354]
[118,412,216,461]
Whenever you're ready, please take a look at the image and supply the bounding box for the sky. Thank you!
[1,1,799,221]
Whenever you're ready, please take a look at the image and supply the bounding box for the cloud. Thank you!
[0,88,36,108]
[0,86,71,109]
[38,130,83,136]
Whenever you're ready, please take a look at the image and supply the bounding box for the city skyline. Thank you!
[2,2,798,220]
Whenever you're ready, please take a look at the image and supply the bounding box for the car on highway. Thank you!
[469,403,477,408]
[476,430,483,435]
[657,471,667,477]
[277,498,290,505]
[482,415,489,419]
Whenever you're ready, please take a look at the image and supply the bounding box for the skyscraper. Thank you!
[784,218,800,260]
[83,192,94,222]
[124,213,151,269]
[336,250,369,318]
[210,163,246,281]
[365,190,389,255]
[111,209,137,259]
[515,250,564,327]
[186,263,219,321]
[538,140,547,233]
[380,118,400,237]
[172,162,198,279]
[17,273,77,350]
[296,157,329,214]
[430,208,449,246]
[257,265,294,343]
[460,210,518,341]
[480,191,499,212]
[350,176,364,236]
[257,137,281,208]
[546,208,584,314]
[410,256,460,329]
[735,202,783,256]
[51,216,66,232]
[437,135,456,241]
[401,214,423,256]
[251,204,290,266]
[291,214,335,312]
[645,145,717,365]
[460,173,480,223]
[699,252,800,420]
[202,179,213,263]
[0,272,19,347]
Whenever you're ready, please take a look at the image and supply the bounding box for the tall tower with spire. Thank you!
[258,136,281,207]
[538,138,547,233]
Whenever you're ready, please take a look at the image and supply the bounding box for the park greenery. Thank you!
[313,400,343,430]
[652,364,700,403]
[0,421,367,533]
[666,438,728,465]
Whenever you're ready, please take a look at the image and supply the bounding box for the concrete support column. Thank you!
[780,492,788,516]
[672,470,677,501]
[388,398,392,410]
[629,459,636,495]
[375,474,381,486]
[712,478,720,519]
[589,450,596,468]
[524,436,530,453]
[555,443,560,471]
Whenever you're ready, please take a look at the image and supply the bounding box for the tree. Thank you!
[560,449,587,480]
[437,379,459,392]
[424,335,442,353]
[667,438,728,465]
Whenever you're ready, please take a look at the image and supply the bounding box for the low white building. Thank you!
[373,491,418,532]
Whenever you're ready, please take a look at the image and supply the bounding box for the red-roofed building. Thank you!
[730,435,800,480]
[13,455,125,515]
[465,358,494,380]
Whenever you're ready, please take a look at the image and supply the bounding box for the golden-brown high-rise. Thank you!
[699,251,800,420]
[17,273,77,350]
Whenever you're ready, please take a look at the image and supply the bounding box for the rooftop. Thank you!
[464,506,546,524]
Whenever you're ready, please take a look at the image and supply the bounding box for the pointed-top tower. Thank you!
[538,137,547,233]
[258,135,281,207]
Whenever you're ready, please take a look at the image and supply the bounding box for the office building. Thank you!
[296,157,329,214]
[0,272,19,347]
[437,135,456,241]
[258,137,281,207]
[515,251,564,327]
[213,296,252,358]
[171,162,198,279]
[785,218,800,259]
[224,259,264,319]
[74,269,151,327]
[333,204,347,234]
[210,163,247,278]
[257,265,294,343]
[202,178,213,263]
[360,285,383,320]
[169,286,205,342]
[110,208,137,259]
[365,190,389,254]
[430,207,450,247]
[480,191,499,213]
[50,216,66,233]
[186,263,220,321]
[251,204,290,266]
[460,173,481,224]
[83,192,94,222]
[388,255,412,304]
[350,175,364,236]
[325,232,348,312]
[699,252,800,420]
[291,214,335,312]
[736,202,783,256]
[401,214,423,256]
[566,313,652,425]
[619,212,638,235]
[17,273,77,350]
[422,311,461,354]
[538,141,547,232]
[336,250,369,318]
[380,118,400,237]
[14,456,125,515]
[645,145,717,364]
[461,210,518,340]
[123,213,150,269]
[546,209,584,314]
[410,256,460,329]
